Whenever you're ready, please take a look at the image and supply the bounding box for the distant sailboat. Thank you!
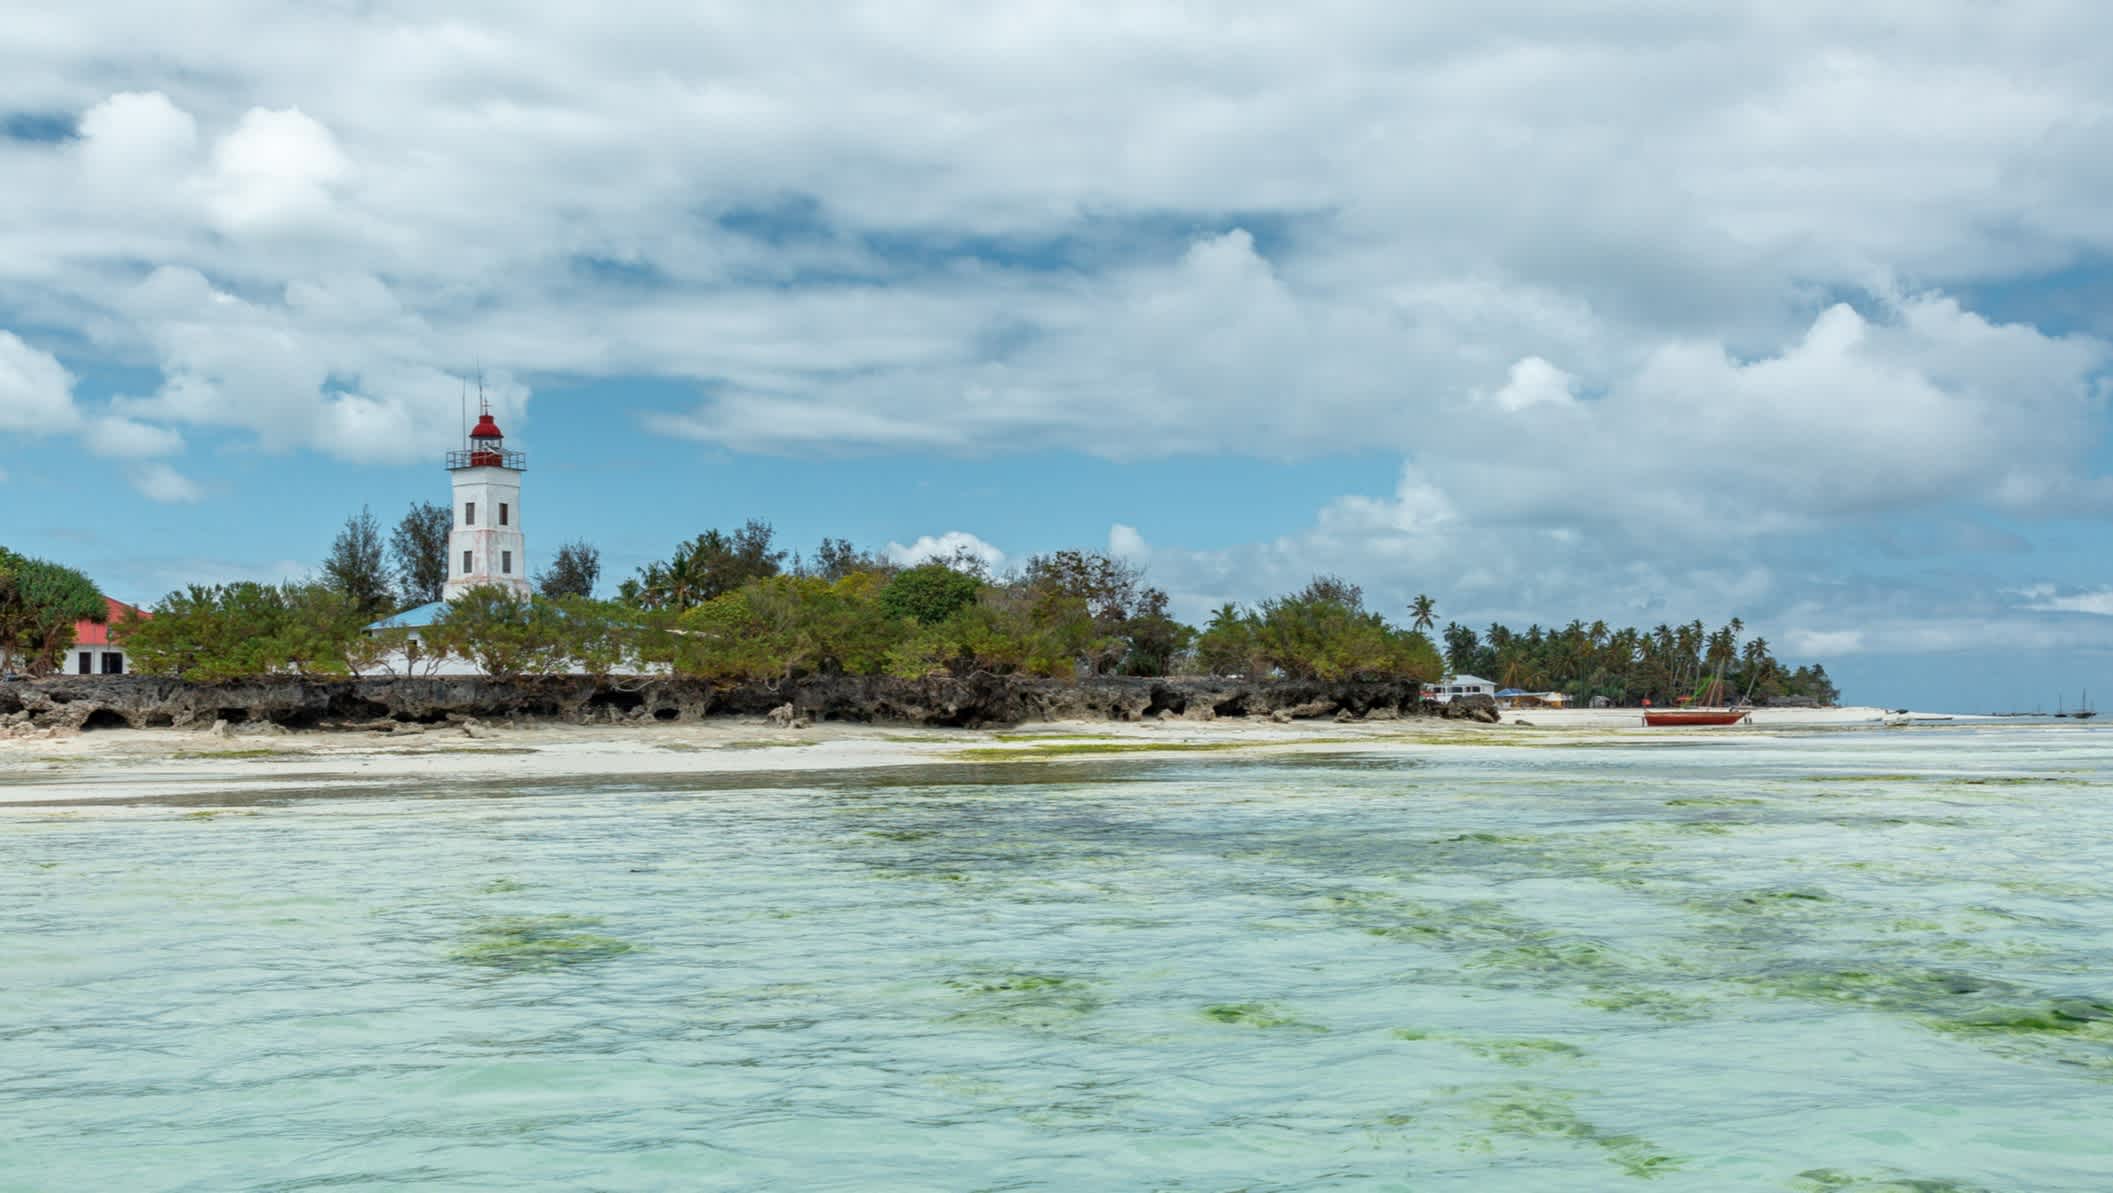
[2078,690,2098,721]
[1643,659,1752,727]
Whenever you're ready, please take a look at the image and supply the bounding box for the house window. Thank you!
[77,651,92,675]
[502,551,512,574]
[463,550,473,575]
[465,501,476,527]
[101,652,123,675]
[499,502,509,526]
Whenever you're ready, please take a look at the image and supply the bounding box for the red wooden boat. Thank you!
[1643,708,1752,727]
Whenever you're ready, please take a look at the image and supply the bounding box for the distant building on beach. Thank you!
[1424,674,1497,703]
[69,596,150,675]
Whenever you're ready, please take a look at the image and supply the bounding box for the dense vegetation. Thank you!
[0,547,106,675]
[78,516,1832,704]
[1439,619,1838,706]
[109,521,1451,686]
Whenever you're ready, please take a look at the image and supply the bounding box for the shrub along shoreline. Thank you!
[0,673,1501,734]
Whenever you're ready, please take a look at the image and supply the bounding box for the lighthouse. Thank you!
[443,398,530,599]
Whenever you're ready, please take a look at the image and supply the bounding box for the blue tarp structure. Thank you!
[1496,688,1528,697]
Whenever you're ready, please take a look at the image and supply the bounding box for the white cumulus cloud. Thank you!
[84,415,184,458]
[130,463,204,504]
[209,107,352,229]
[0,331,80,433]
[883,531,1006,574]
[2023,588,2113,616]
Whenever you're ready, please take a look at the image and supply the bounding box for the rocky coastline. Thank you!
[0,674,1502,737]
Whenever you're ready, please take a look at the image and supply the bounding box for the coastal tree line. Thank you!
[1438,619,1838,706]
[7,514,1834,705]
[106,517,1446,685]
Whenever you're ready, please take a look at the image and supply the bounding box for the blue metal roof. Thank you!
[365,600,448,631]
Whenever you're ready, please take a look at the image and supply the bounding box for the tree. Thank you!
[549,596,631,681]
[428,587,564,681]
[538,540,602,599]
[273,583,375,676]
[1018,549,1176,674]
[389,502,451,606]
[1194,604,1259,676]
[0,548,106,675]
[1409,593,1437,633]
[1249,577,1442,683]
[803,537,893,582]
[619,519,785,611]
[114,581,373,681]
[1298,574,1364,610]
[1440,622,1480,675]
[877,562,984,626]
[325,506,393,616]
[116,583,285,681]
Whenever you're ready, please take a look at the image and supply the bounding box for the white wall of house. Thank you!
[66,645,134,675]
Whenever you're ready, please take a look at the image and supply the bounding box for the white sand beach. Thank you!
[0,705,1936,808]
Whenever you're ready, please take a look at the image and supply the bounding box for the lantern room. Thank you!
[447,410,527,471]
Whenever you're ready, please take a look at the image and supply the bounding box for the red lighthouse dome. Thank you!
[447,395,526,472]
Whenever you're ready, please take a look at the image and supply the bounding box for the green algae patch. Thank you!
[992,732,1125,743]
[1752,966,2113,1068]
[1664,797,1764,807]
[1202,1002,1324,1031]
[865,828,935,842]
[1580,985,1713,1022]
[954,741,1254,761]
[1930,999,2113,1039]
[944,971,1102,1029]
[1791,1170,1992,1193]
[1393,1030,1585,1066]
[1466,1085,1682,1178]
[953,737,1354,761]
[452,915,634,971]
[477,877,527,894]
[173,748,293,760]
[1465,1037,1586,1066]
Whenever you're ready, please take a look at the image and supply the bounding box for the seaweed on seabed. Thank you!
[1201,1002,1325,1031]
[1791,1169,1994,1192]
[944,971,1103,1029]
[451,914,634,971]
[1463,1084,1683,1179]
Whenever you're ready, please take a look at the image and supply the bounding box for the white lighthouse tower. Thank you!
[443,397,530,599]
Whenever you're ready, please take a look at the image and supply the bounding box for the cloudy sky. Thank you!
[5,1,2112,710]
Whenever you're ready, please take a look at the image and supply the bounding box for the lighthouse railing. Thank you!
[447,448,527,470]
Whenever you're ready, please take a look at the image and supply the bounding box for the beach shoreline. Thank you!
[0,704,1953,808]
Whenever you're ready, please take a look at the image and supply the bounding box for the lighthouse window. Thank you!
[499,503,509,526]
[501,551,513,575]
[464,501,476,527]
[463,550,473,575]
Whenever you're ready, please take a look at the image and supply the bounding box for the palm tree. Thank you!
[1409,593,1437,633]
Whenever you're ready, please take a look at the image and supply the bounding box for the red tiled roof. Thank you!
[74,597,146,647]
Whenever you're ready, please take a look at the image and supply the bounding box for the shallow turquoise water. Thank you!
[5,726,2113,1191]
